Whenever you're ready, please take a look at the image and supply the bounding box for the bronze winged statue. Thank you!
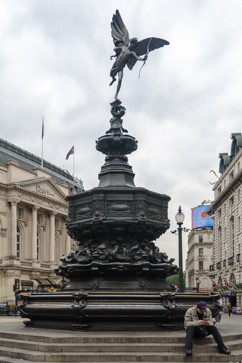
[110,10,169,100]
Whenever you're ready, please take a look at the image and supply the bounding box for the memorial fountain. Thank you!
[19,10,220,331]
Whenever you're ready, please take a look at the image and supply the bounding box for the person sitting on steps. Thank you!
[184,301,230,356]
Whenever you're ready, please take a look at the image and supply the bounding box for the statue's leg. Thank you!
[109,67,117,86]
[115,70,123,100]
[109,77,116,86]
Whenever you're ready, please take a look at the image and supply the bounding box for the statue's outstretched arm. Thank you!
[132,52,147,61]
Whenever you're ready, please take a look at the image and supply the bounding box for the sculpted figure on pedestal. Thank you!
[109,10,169,100]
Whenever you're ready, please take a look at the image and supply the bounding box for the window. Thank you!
[37,214,42,223]
[238,217,241,232]
[230,197,234,207]
[17,207,23,218]
[238,189,241,202]
[230,216,235,256]
[238,162,240,173]
[224,179,226,188]
[229,171,234,181]
[55,218,59,228]
[224,203,226,213]
[199,248,203,257]
[230,273,236,285]
[218,227,222,260]
[218,187,221,195]
[16,226,21,258]
[218,209,221,218]
[199,236,203,243]
[199,261,203,270]
[37,231,40,260]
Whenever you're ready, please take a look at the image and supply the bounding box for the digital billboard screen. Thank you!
[192,205,213,229]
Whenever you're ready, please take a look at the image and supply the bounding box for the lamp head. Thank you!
[175,205,185,224]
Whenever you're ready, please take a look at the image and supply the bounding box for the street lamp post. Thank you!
[175,206,185,293]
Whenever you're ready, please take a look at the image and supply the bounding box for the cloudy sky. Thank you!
[1,0,242,266]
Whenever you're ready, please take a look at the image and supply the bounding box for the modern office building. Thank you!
[207,133,242,307]
[0,138,83,302]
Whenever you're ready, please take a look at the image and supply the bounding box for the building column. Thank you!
[50,211,56,262]
[31,206,38,260]
[9,199,18,257]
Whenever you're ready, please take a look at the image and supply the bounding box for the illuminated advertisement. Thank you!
[191,206,213,229]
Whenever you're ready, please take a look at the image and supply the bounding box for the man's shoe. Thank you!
[186,349,192,356]
[219,347,230,354]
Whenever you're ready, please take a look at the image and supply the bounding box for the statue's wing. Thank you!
[127,37,169,70]
[135,37,169,56]
[111,10,129,46]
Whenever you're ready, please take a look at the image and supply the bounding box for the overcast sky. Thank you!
[1,0,242,266]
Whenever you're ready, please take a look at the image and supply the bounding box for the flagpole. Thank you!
[41,117,44,169]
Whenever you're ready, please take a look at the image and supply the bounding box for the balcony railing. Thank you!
[223,259,226,268]
[236,254,240,262]
[228,256,234,266]
[216,261,221,270]
[209,265,214,271]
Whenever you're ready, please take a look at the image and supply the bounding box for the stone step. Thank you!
[0,347,242,362]
[0,331,241,344]
[0,361,238,363]
[0,362,237,363]
[0,337,242,353]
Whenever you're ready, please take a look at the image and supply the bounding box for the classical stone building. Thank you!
[187,224,214,290]
[0,138,83,302]
[207,133,242,307]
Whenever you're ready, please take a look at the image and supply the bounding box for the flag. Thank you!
[210,278,221,291]
[66,146,74,160]
[42,118,44,139]
[223,276,237,290]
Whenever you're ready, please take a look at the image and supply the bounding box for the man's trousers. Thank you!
[185,325,226,350]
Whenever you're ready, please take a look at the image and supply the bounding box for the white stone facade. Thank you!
[0,140,83,303]
[207,134,242,307]
[187,226,213,291]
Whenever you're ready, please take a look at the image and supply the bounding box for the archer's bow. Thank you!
[138,37,152,79]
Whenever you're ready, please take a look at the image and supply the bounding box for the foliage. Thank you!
[166,273,185,287]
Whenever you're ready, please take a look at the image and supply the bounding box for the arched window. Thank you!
[230,273,236,285]
[37,231,40,260]
[17,226,21,258]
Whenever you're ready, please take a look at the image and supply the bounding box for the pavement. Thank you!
[0,312,241,338]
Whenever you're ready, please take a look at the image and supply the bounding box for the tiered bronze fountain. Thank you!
[19,10,220,330]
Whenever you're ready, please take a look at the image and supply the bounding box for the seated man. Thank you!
[184,301,230,356]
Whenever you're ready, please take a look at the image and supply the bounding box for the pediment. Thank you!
[12,178,67,203]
